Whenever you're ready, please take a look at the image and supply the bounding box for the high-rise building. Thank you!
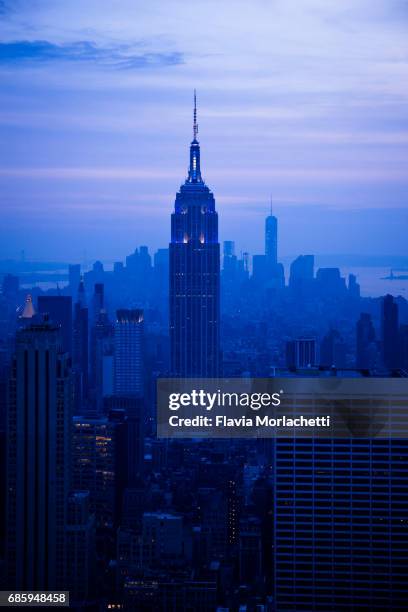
[73,278,89,411]
[251,204,284,290]
[265,201,278,267]
[90,310,114,411]
[0,346,9,557]
[221,242,237,305]
[223,240,235,259]
[286,337,317,369]
[68,264,81,294]
[152,248,169,324]
[382,294,399,369]
[252,255,269,286]
[169,92,220,377]
[19,294,35,322]
[316,267,347,297]
[6,319,72,589]
[320,328,347,368]
[72,416,125,528]
[348,273,360,299]
[105,396,144,486]
[356,312,377,369]
[239,516,262,585]
[65,491,96,604]
[91,283,104,325]
[126,247,152,304]
[289,255,314,294]
[114,309,144,397]
[400,325,408,371]
[37,295,72,355]
[273,435,408,610]
[142,512,183,565]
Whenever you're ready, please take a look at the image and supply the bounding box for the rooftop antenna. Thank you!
[270,194,273,216]
[193,89,198,141]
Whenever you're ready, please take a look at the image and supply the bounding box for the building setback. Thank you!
[169,92,220,377]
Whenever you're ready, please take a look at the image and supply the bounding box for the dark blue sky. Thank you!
[1,0,408,262]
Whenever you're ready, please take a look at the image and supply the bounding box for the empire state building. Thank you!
[169,92,220,377]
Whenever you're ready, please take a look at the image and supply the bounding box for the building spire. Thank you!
[270,194,273,216]
[20,294,35,319]
[193,89,198,142]
[187,89,202,183]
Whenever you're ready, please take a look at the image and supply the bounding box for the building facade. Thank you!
[265,206,278,267]
[7,320,72,589]
[169,93,220,377]
[114,309,144,397]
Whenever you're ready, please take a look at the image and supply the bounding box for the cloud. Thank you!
[0,40,183,69]
[0,0,407,260]
[0,0,11,14]
[1,164,406,184]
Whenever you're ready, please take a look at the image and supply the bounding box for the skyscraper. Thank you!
[90,309,114,411]
[289,255,314,293]
[114,309,144,397]
[37,295,72,355]
[73,278,89,411]
[68,264,81,294]
[273,436,408,610]
[286,337,317,369]
[72,416,121,528]
[382,294,399,369]
[251,203,284,290]
[65,491,96,604]
[152,248,169,324]
[7,319,72,589]
[169,92,220,377]
[91,283,104,325]
[320,328,347,368]
[265,199,277,267]
[356,312,376,369]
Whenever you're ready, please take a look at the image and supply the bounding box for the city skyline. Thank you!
[2,3,408,608]
[1,0,408,260]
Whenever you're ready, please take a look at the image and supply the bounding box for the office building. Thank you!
[7,319,72,589]
[273,436,408,609]
[91,283,104,325]
[289,255,314,294]
[68,264,81,294]
[169,92,220,377]
[382,294,399,369]
[65,491,96,604]
[72,415,126,528]
[320,328,347,368]
[356,313,377,369]
[286,337,317,369]
[114,309,144,398]
[265,202,278,267]
[37,295,72,355]
[73,279,89,410]
[90,310,114,411]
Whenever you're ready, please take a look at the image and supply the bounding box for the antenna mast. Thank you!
[193,89,198,141]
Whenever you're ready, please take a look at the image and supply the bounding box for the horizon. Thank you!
[1,0,408,260]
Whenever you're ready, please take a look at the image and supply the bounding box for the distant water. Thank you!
[21,266,407,299]
[279,265,407,299]
[338,266,408,298]
[21,281,69,292]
